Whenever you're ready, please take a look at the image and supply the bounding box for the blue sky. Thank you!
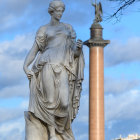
[0,0,140,140]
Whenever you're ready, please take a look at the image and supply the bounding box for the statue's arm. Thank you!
[74,39,83,58]
[66,24,83,58]
[23,42,39,78]
[23,25,46,79]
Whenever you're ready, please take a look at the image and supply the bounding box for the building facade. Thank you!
[114,134,140,140]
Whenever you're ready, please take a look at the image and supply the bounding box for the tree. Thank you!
[106,0,140,21]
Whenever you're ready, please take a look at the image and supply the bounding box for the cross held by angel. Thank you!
[91,0,103,23]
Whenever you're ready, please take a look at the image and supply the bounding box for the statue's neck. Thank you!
[50,17,60,26]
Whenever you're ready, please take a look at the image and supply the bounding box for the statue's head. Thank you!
[48,0,65,20]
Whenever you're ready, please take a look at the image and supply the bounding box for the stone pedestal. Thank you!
[84,23,110,140]
[24,112,62,140]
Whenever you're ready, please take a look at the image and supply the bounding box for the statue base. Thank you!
[24,111,62,140]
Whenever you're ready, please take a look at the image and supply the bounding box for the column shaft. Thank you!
[89,46,104,140]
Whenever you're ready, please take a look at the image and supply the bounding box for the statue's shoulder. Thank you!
[63,23,76,38]
[36,24,48,36]
[63,23,74,30]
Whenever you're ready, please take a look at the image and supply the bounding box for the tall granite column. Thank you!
[84,23,110,140]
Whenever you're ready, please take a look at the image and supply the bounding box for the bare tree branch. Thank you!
[106,0,140,20]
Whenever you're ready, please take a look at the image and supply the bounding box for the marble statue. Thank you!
[23,0,85,140]
[91,0,103,23]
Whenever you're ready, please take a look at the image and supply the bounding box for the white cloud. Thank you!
[0,33,34,54]
[105,77,140,94]
[0,0,31,32]
[0,98,28,123]
[105,89,140,140]
[77,133,88,140]
[0,33,34,89]
[105,37,140,66]
[0,117,25,140]
[0,108,23,123]
[0,100,27,139]
[105,89,140,122]
[0,0,102,34]
[0,83,29,98]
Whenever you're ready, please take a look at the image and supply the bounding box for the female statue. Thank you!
[23,0,84,140]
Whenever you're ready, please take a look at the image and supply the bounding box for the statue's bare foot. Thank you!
[50,136,58,140]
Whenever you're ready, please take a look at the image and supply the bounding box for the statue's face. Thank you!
[52,7,64,21]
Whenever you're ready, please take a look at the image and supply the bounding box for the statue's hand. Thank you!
[76,39,83,50]
[24,68,34,80]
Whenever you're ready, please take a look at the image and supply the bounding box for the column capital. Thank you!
[84,22,110,48]
[84,39,110,48]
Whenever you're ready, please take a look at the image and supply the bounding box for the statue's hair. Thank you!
[48,0,65,15]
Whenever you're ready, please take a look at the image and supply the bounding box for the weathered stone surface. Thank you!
[23,0,84,139]
[24,112,63,140]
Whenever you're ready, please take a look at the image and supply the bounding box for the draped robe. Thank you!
[26,23,84,139]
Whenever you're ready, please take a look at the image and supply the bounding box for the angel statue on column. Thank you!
[91,0,103,23]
